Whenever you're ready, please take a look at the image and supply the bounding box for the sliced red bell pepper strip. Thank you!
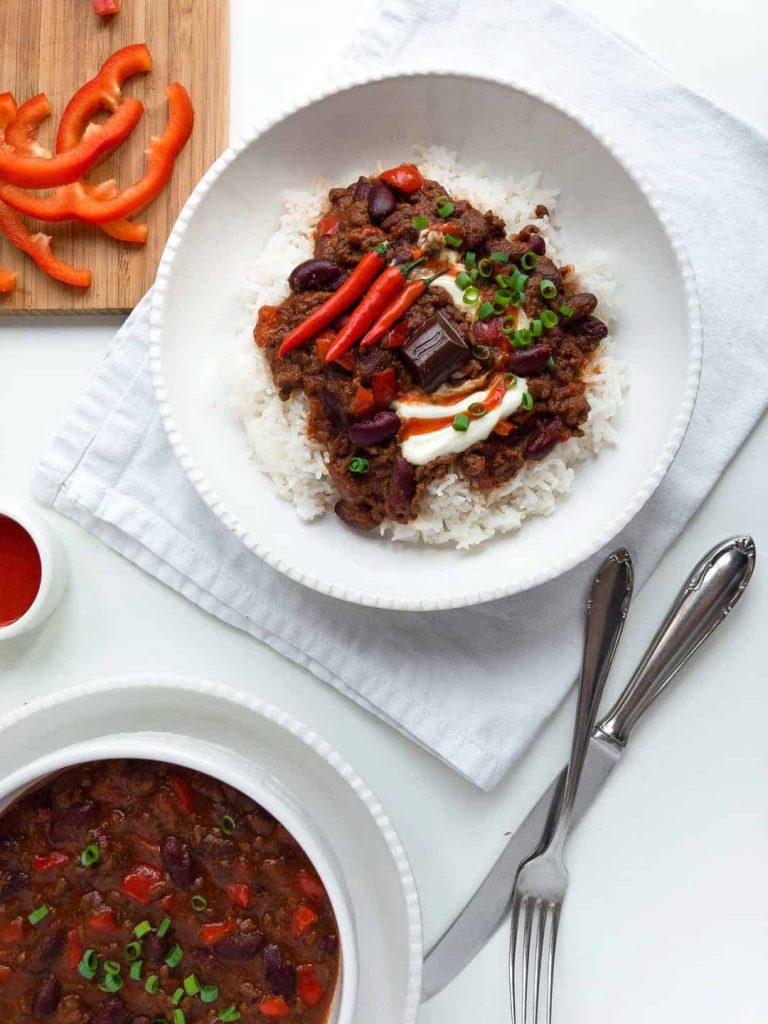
[371,368,398,410]
[324,256,426,363]
[226,884,250,909]
[316,212,340,236]
[93,0,121,15]
[0,269,15,293]
[0,200,91,287]
[297,964,325,1007]
[1,84,193,223]
[200,920,234,945]
[0,93,18,133]
[87,910,117,933]
[278,242,389,357]
[379,162,424,195]
[120,863,163,905]
[349,386,375,418]
[360,269,445,348]
[258,996,290,1018]
[297,868,326,903]
[0,97,143,188]
[33,851,71,873]
[169,773,195,812]
[67,930,84,971]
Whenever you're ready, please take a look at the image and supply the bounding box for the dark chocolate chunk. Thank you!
[399,311,470,392]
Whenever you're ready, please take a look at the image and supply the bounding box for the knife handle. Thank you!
[597,536,756,746]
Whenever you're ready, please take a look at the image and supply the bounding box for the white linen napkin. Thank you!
[33,0,768,790]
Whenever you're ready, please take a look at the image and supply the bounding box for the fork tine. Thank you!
[521,897,534,1019]
[532,900,547,1023]
[545,902,561,1024]
[509,890,523,1022]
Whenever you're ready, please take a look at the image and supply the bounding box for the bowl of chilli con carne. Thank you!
[0,733,357,1024]
[151,71,701,610]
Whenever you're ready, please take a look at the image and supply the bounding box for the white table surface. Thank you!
[1,2,767,1021]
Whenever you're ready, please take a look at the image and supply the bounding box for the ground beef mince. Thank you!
[0,761,339,1022]
[255,162,608,532]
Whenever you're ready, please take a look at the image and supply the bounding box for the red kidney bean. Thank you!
[263,943,297,999]
[353,179,371,201]
[388,458,415,511]
[288,258,346,293]
[329,309,352,331]
[367,181,397,224]
[32,974,61,1018]
[29,929,66,972]
[216,930,265,961]
[321,934,339,957]
[334,501,376,531]
[528,233,546,256]
[49,800,99,842]
[0,869,28,901]
[321,386,348,431]
[160,835,195,889]
[567,292,597,320]
[348,410,400,446]
[572,315,608,342]
[503,345,550,375]
[472,317,504,346]
[91,995,126,1024]
[526,418,566,459]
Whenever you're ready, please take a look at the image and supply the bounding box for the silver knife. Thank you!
[422,535,756,1001]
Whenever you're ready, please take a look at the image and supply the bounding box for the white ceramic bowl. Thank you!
[0,731,358,1024]
[150,70,701,610]
[0,500,67,640]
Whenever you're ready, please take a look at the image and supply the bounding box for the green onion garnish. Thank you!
[546,356,556,370]
[218,1008,241,1023]
[190,895,208,912]
[165,944,184,969]
[477,258,493,278]
[559,304,573,317]
[512,329,532,348]
[476,301,495,321]
[200,984,220,1004]
[174,1011,186,1024]
[80,843,101,867]
[455,272,472,290]
[452,414,470,432]
[411,215,428,230]
[521,391,534,410]
[135,920,153,939]
[509,292,525,308]
[468,402,487,419]
[490,251,509,263]
[99,973,123,993]
[156,915,171,938]
[444,233,462,248]
[130,960,143,981]
[540,279,557,300]
[541,310,559,328]
[469,267,479,282]
[28,905,49,925]
[494,290,512,307]
[504,373,518,390]
[221,815,237,836]
[508,268,529,292]
[172,988,185,1006]
[436,201,454,218]
[184,974,201,997]
[464,251,476,269]
[79,950,99,980]
[501,317,517,336]
[462,286,480,304]
[104,960,121,976]
[348,458,369,475]
[124,941,142,962]
[472,344,492,362]
[530,318,543,337]
[145,974,161,995]
[520,252,538,269]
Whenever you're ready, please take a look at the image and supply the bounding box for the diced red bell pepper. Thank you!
[493,420,516,437]
[0,917,24,944]
[120,864,163,906]
[315,330,355,372]
[292,903,318,937]
[0,200,91,287]
[254,305,279,348]
[349,386,375,418]
[0,270,15,293]
[169,774,195,813]
[0,966,12,982]
[160,894,174,913]
[371,368,398,410]
[227,884,251,909]
[379,163,424,195]
[297,869,326,903]
[297,964,325,1007]
[317,212,340,236]
[258,995,290,1018]
[93,0,121,14]
[33,851,71,873]
[67,930,84,970]
[383,320,409,349]
[200,920,234,945]
[88,910,117,934]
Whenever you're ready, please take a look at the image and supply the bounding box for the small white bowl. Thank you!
[0,500,67,640]
[0,732,358,1024]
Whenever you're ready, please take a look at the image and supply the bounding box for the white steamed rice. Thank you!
[225,146,626,549]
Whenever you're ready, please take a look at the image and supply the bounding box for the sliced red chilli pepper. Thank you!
[88,910,117,933]
[258,995,290,1018]
[324,256,426,363]
[371,368,398,410]
[0,200,91,287]
[278,242,389,357]
[227,884,251,909]
[0,269,15,293]
[360,269,445,348]
[297,964,325,1007]
[349,386,375,418]
[67,930,84,970]
[200,920,234,945]
[379,163,424,195]
[0,84,193,223]
[297,868,326,903]
[169,774,195,813]
[292,903,318,937]
[33,851,71,873]
[120,863,163,905]
[0,98,143,188]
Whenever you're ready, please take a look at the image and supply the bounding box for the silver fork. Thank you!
[509,548,634,1023]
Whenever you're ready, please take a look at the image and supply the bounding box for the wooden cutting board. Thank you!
[0,0,229,313]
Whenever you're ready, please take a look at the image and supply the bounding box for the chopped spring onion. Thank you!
[540,279,557,300]
[529,318,543,337]
[494,290,512,307]
[172,988,185,1006]
[462,286,480,304]
[124,941,142,962]
[104,960,121,976]
[129,960,143,981]
[509,292,525,307]
[81,843,101,867]
[477,301,495,320]
[546,356,556,370]
[184,974,201,997]
[348,458,369,475]
[541,310,559,329]
[79,950,99,980]
[512,329,532,348]
[436,201,454,218]
[477,257,493,277]
[28,905,49,925]
[191,895,208,912]
[145,974,161,995]
[165,944,184,969]
[472,344,492,362]
[504,373,518,390]
[508,268,529,292]
[464,251,476,269]
[200,984,220,1003]
[100,973,123,993]
[411,215,429,230]
[521,391,534,410]
[495,273,510,289]
[134,920,153,939]
[221,815,237,835]
[157,916,172,939]
[501,317,518,336]
[174,1011,186,1024]
[520,252,538,270]
[559,304,573,317]
[444,233,462,248]
[452,414,470,432]
[218,1008,242,1022]
[490,251,510,263]
[468,402,488,419]
[455,272,472,290]
[469,267,479,282]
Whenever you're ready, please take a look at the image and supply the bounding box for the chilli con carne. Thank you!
[0,761,339,1022]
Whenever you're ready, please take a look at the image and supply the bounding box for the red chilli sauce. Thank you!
[0,515,42,626]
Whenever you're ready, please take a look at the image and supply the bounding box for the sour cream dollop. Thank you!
[394,375,528,466]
